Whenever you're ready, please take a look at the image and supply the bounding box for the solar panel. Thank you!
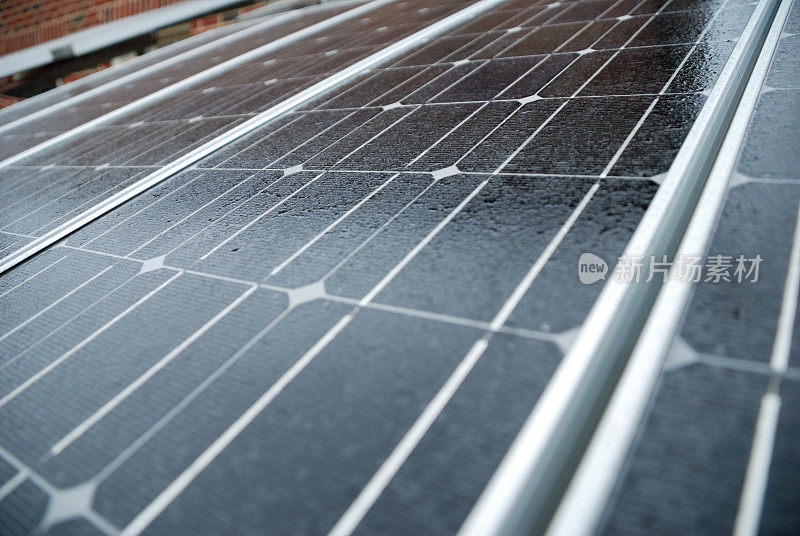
[0,0,494,273]
[0,0,794,534]
[0,22,246,129]
[548,1,800,535]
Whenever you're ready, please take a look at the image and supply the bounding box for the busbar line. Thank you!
[0,1,347,137]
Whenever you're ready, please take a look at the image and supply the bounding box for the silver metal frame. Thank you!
[0,0,277,78]
[0,0,392,169]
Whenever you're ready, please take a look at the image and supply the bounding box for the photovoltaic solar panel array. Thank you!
[0,0,797,535]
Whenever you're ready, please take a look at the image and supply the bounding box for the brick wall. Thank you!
[188,2,266,35]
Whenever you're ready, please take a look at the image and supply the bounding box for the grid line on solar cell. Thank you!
[454,0,776,532]
[116,167,594,534]
[0,169,648,536]
[0,242,561,346]
[328,180,600,536]
[0,0,720,406]
[0,19,255,129]
[191,4,746,178]
[0,0,744,348]
[541,1,794,535]
[0,2,368,163]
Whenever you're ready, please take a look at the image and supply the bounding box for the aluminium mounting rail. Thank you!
[0,0,512,276]
[546,1,795,535]
[0,0,363,137]
[457,0,784,535]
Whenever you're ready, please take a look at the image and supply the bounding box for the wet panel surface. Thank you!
[0,0,481,241]
[680,182,800,363]
[759,380,800,535]
[0,0,770,533]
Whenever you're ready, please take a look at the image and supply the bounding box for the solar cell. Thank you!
[0,0,792,534]
[0,0,494,274]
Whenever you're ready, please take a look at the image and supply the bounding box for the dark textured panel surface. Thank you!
[374,175,595,320]
[738,89,800,180]
[323,172,487,299]
[506,178,657,332]
[264,172,435,288]
[42,519,107,536]
[785,0,800,33]
[0,0,763,534]
[1,0,478,237]
[680,183,800,363]
[142,310,482,535]
[610,94,706,177]
[600,366,766,536]
[39,288,287,489]
[0,23,243,128]
[579,45,693,95]
[457,99,563,172]
[185,171,396,279]
[759,380,800,536]
[503,96,653,175]
[0,4,351,161]
[2,167,155,238]
[335,104,482,170]
[765,34,800,89]
[90,298,342,526]
[606,22,800,536]
[0,479,49,536]
[353,334,562,536]
[406,101,520,171]
[0,456,16,487]
[0,273,247,464]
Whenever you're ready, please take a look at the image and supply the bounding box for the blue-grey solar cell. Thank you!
[600,366,768,536]
[760,381,800,534]
[0,0,480,240]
